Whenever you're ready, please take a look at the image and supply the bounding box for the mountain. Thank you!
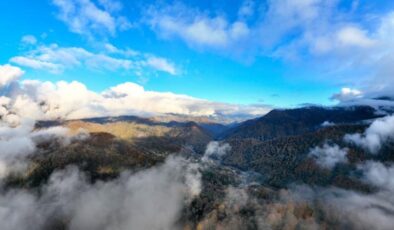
[37,114,231,138]
[29,105,390,191]
[222,125,369,188]
[67,119,213,153]
[219,105,394,190]
[221,105,380,141]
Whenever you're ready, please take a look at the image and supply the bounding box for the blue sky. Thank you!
[1,0,394,109]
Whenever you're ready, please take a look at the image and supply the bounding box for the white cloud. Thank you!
[0,122,36,175]
[238,0,255,18]
[308,144,348,169]
[345,115,394,153]
[147,4,250,50]
[360,161,394,191]
[10,42,177,75]
[331,87,363,102]
[146,57,176,75]
[31,126,83,147]
[0,119,82,178]
[0,64,24,88]
[293,25,376,55]
[52,0,131,37]
[21,35,37,45]
[0,66,270,122]
[321,121,335,127]
[104,43,139,56]
[10,56,63,74]
[330,88,394,112]
[336,26,376,48]
[202,141,231,162]
[260,0,323,44]
[98,0,123,13]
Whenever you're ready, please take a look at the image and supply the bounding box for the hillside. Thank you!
[222,105,379,141]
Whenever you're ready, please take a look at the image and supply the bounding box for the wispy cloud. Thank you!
[21,35,37,45]
[52,0,132,38]
[145,57,177,75]
[146,3,250,51]
[10,41,178,75]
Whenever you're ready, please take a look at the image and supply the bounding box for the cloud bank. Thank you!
[0,64,24,88]
[308,144,348,169]
[0,65,270,122]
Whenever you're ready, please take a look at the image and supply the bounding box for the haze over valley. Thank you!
[2,0,394,229]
